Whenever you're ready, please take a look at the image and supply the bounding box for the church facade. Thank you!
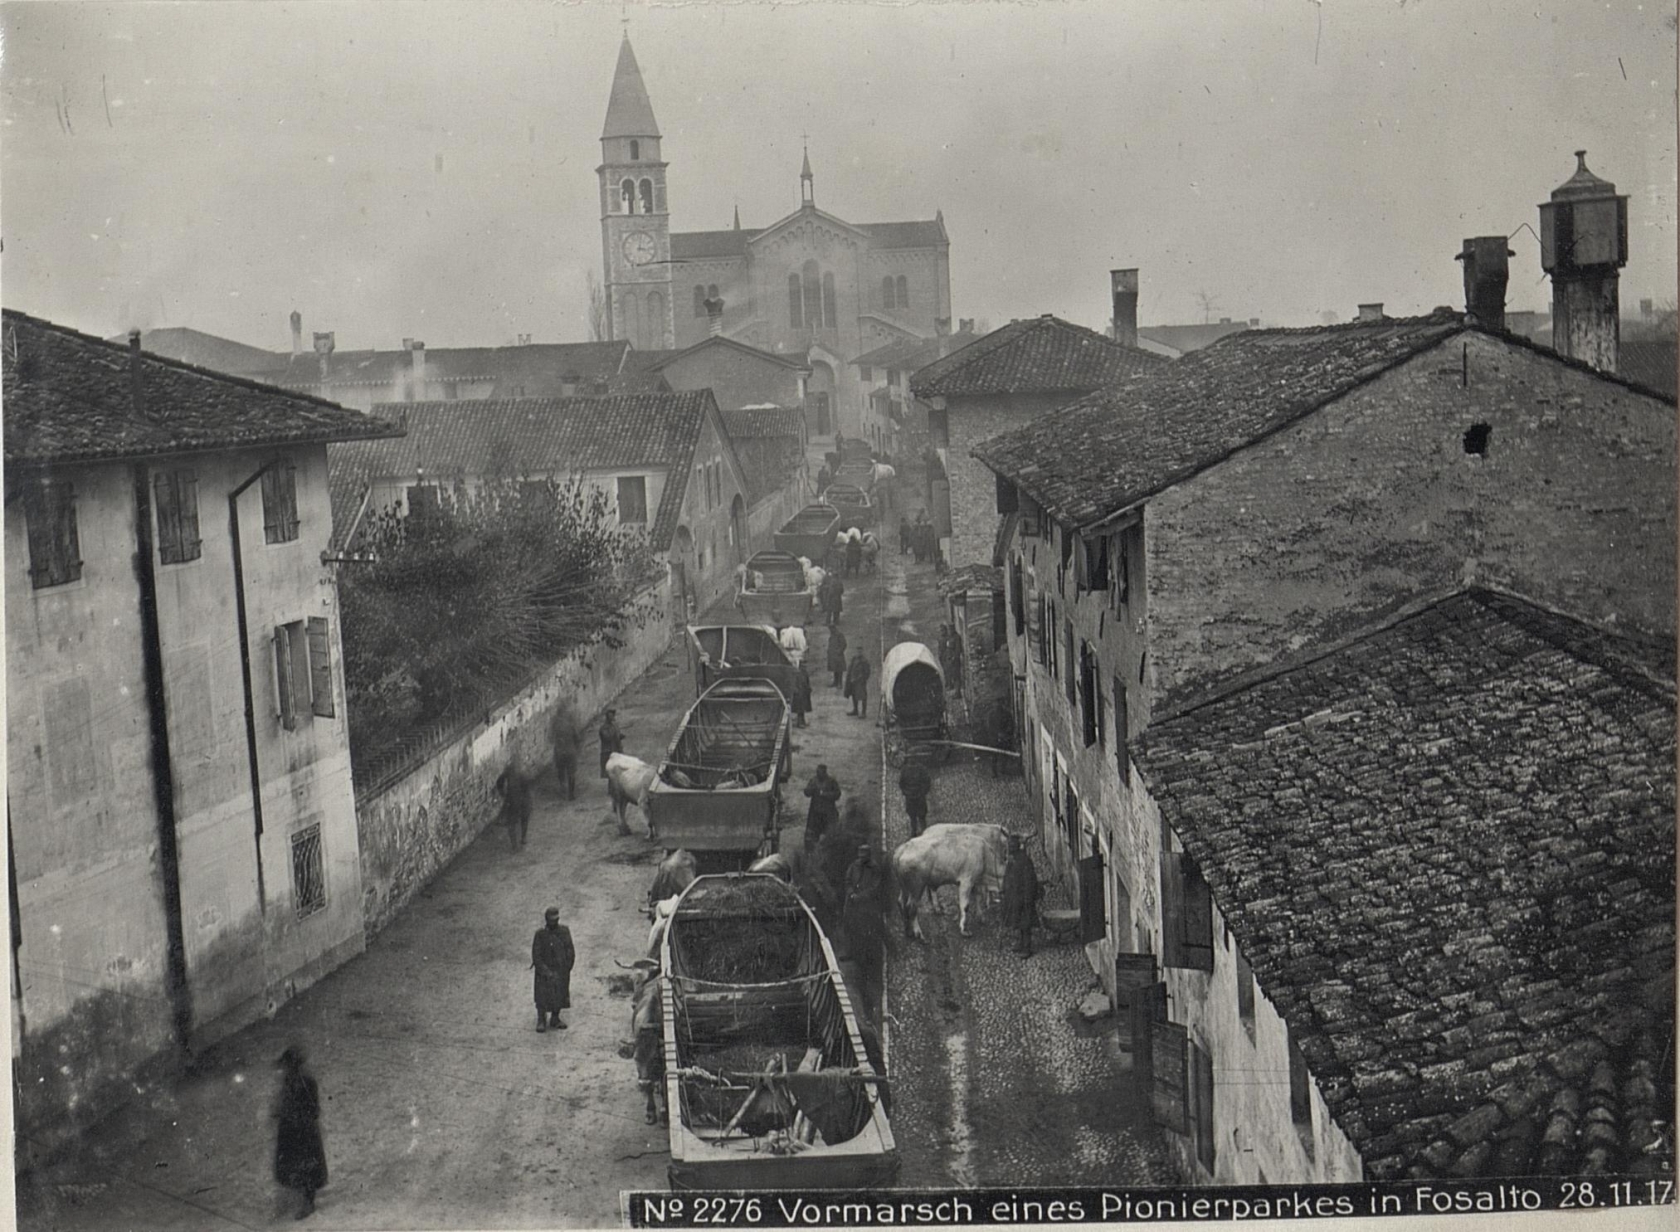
[597,36,953,445]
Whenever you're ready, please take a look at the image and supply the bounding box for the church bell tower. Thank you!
[598,35,673,350]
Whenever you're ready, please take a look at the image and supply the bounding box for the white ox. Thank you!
[891,822,1008,940]
[605,753,658,838]
[778,624,808,667]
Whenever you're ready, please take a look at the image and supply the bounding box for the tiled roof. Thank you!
[114,327,283,375]
[672,215,946,262]
[721,406,805,440]
[1137,321,1255,354]
[3,309,401,466]
[974,311,1675,531]
[328,392,715,552]
[1133,589,1676,1181]
[1620,339,1677,400]
[854,330,977,371]
[647,335,808,373]
[672,230,757,261]
[248,340,632,395]
[909,314,1165,399]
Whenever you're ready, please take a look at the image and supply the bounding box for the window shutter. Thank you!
[1193,1042,1217,1171]
[1078,853,1106,945]
[1029,592,1044,665]
[282,462,299,538]
[261,468,281,540]
[1072,535,1087,594]
[1161,851,1185,968]
[274,626,297,730]
[1183,858,1215,972]
[154,471,179,561]
[179,470,201,559]
[1114,676,1129,780]
[307,617,335,718]
[1151,1020,1190,1135]
[1064,618,1077,705]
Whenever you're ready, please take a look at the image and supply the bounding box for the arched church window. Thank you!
[882,276,895,310]
[822,273,837,331]
[627,293,644,349]
[647,290,665,345]
[802,260,822,331]
[630,140,640,161]
[640,179,655,214]
[622,179,636,214]
[694,286,707,318]
[896,275,909,311]
[788,274,803,329]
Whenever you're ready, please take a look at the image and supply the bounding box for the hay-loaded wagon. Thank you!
[773,503,841,561]
[658,874,899,1190]
[882,642,948,760]
[736,550,815,627]
[687,625,801,699]
[824,483,875,532]
[646,679,793,864]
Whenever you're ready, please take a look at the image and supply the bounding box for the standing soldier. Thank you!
[816,462,832,495]
[790,660,813,728]
[549,704,581,801]
[821,570,845,628]
[899,756,933,839]
[598,707,624,782]
[1000,834,1042,958]
[841,844,887,1022]
[826,627,849,690]
[495,759,536,852]
[272,1045,328,1220]
[845,648,872,718]
[898,514,912,556]
[845,533,863,578]
[531,906,575,1032]
[803,764,842,855]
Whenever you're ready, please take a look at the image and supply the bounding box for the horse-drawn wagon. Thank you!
[824,483,875,532]
[773,503,841,561]
[736,550,815,627]
[882,642,949,762]
[687,625,801,699]
[657,873,899,1190]
[645,679,793,864]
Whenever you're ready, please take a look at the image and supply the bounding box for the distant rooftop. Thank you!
[909,314,1164,399]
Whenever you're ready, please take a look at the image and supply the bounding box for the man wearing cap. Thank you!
[598,708,624,781]
[531,907,575,1032]
[1000,834,1041,958]
[842,844,886,1021]
[898,756,933,838]
[803,764,841,854]
[844,648,872,718]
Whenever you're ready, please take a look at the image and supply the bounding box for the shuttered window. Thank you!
[261,460,300,544]
[1063,777,1079,859]
[1077,852,1106,945]
[1236,951,1256,1040]
[154,469,202,564]
[307,616,335,718]
[1162,849,1215,971]
[23,479,83,588]
[1190,1040,1216,1173]
[1010,558,1025,637]
[1150,1020,1189,1135]
[1063,616,1077,706]
[1289,1028,1316,1157]
[1114,675,1130,781]
[1080,640,1103,748]
[1086,534,1110,592]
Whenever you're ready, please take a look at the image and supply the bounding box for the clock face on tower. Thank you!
[621,231,657,266]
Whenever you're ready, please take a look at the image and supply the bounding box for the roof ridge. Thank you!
[2,307,399,419]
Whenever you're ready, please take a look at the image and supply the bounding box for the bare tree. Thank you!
[585,270,610,342]
[1194,289,1222,324]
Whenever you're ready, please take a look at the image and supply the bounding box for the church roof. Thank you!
[671,216,947,263]
[602,36,660,140]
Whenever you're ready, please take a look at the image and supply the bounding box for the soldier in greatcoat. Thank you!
[999,834,1042,958]
[531,906,575,1032]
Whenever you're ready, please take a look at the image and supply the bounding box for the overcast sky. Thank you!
[3,1,1674,351]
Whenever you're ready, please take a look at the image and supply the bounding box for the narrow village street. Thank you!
[19,472,1168,1232]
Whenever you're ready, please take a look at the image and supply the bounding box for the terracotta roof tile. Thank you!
[910,314,1164,399]
[3,309,401,466]
[328,392,714,552]
[1133,589,1676,1179]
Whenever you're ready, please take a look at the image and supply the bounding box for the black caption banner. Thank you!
[626,1178,1675,1227]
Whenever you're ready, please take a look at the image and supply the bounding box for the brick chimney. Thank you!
[1357,303,1385,322]
[704,297,725,337]
[411,339,427,389]
[312,330,335,379]
[935,317,951,336]
[1456,236,1514,331]
[1110,268,1139,349]
[290,310,303,356]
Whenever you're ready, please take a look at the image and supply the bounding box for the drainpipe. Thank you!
[229,459,282,913]
[128,335,194,1047]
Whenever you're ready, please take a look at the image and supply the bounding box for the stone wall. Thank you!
[946,392,1071,569]
[1146,333,1676,713]
[356,574,673,936]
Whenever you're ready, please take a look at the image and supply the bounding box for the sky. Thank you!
[2,0,1675,352]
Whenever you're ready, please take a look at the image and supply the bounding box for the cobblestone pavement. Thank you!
[879,547,1177,1189]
